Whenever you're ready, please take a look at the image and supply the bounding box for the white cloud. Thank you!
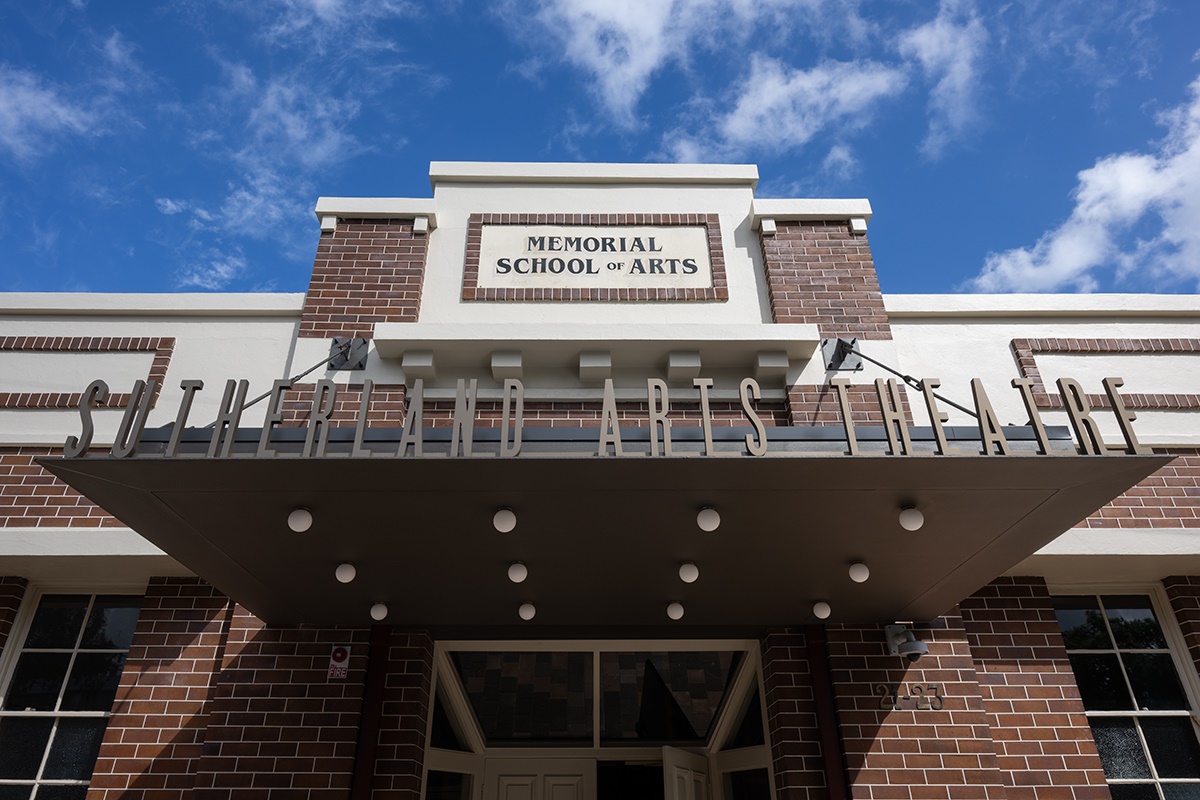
[156,198,188,215]
[230,0,423,53]
[664,56,906,160]
[500,0,840,127]
[0,65,95,163]
[897,0,987,158]
[967,74,1200,293]
[822,144,857,181]
[176,251,249,291]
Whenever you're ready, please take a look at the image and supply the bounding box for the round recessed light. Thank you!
[667,602,685,620]
[370,603,388,621]
[678,562,700,584]
[848,561,870,583]
[696,507,720,532]
[335,563,357,584]
[519,602,536,621]
[508,562,528,584]
[899,506,925,532]
[813,601,832,620]
[287,507,313,533]
[494,507,517,533]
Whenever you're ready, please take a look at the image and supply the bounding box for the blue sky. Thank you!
[0,0,1197,295]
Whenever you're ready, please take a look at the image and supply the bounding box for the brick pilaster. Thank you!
[300,219,429,339]
[88,578,234,800]
[371,631,434,800]
[827,613,1009,800]
[960,578,1110,800]
[1163,576,1200,681]
[0,576,28,655]
[761,629,828,800]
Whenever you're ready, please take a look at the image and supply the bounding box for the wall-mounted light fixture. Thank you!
[813,601,832,620]
[370,603,388,621]
[519,602,536,621]
[696,507,720,532]
[667,602,685,620]
[493,507,517,533]
[508,562,528,584]
[335,563,356,584]
[679,562,699,584]
[288,507,313,533]
[899,506,925,532]
[848,561,870,583]
[885,624,929,662]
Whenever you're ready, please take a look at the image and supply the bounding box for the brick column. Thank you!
[1163,576,1200,679]
[300,218,429,339]
[827,613,1009,800]
[0,576,28,654]
[960,578,1110,800]
[371,631,434,800]
[88,578,234,800]
[191,605,371,800]
[761,629,829,800]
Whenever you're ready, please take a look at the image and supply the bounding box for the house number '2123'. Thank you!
[874,683,945,710]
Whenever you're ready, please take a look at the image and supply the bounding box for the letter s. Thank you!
[64,379,109,457]
[682,258,698,274]
[496,258,512,274]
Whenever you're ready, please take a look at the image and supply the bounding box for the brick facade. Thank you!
[0,336,173,410]
[0,576,27,653]
[0,448,117,528]
[759,222,891,340]
[1163,576,1200,682]
[372,631,434,800]
[300,219,429,339]
[960,578,1109,800]
[827,614,1010,800]
[787,383,914,428]
[761,628,829,800]
[1082,449,1200,529]
[89,578,235,800]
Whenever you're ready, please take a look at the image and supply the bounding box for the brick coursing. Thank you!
[827,614,1010,800]
[759,222,891,340]
[191,605,371,800]
[0,448,118,527]
[787,383,913,427]
[960,578,1110,800]
[1162,576,1200,683]
[300,219,428,339]
[0,576,28,654]
[1082,449,1200,529]
[761,629,829,800]
[372,631,433,800]
[88,578,235,800]
[0,336,173,409]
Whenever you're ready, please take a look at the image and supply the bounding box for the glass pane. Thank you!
[724,768,773,800]
[34,787,90,800]
[1110,785,1162,800]
[1142,718,1200,779]
[599,651,740,743]
[430,692,469,752]
[1090,718,1152,779]
[452,651,593,744]
[0,786,33,800]
[725,687,765,750]
[1163,786,1200,800]
[1105,596,1168,650]
[1070,654,1133,710]
[1124,653,1190,710]
[60,653,127,712]
[23,595,89,649]
[41,718,109,781]
[81,596,142,650]
[1055,596,1112,649]
[0,716,54,779]
[4,653,73,711]
[424,771,472,800]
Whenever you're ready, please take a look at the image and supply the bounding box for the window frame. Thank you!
[0,582,145,799]
[1049,581,1200,798]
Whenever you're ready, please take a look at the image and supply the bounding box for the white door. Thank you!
[483,758,596,800]
[663,746,710,800]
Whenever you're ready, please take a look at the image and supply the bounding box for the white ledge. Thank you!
[885,293,1200,318]
[430,161,759,187]
[752,198,873,226]
[314,198,438,228]
[0,293,305,316]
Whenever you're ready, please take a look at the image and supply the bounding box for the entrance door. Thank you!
[484,758,596,800]
[663,747,709,800]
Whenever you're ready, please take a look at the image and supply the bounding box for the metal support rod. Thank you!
[841,341,978,419]
[203,340,353,428]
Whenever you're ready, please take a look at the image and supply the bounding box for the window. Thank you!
[1054,593,1200,800]
[0,593,142,800]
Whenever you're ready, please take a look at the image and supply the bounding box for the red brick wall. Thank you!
[372,631,434,800]
[827,614,1010,800]
[191,605,371,800]
[761,629,829,800]
[89,578,235,800]
[1162,576,1200,681]
[959,578,1109,800]
[300,219,429,339]
[787,383,913,427]
[0,576,28,654]
[759,222,890,340]
[1082,449,1199,529]
[0,448,117,528]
